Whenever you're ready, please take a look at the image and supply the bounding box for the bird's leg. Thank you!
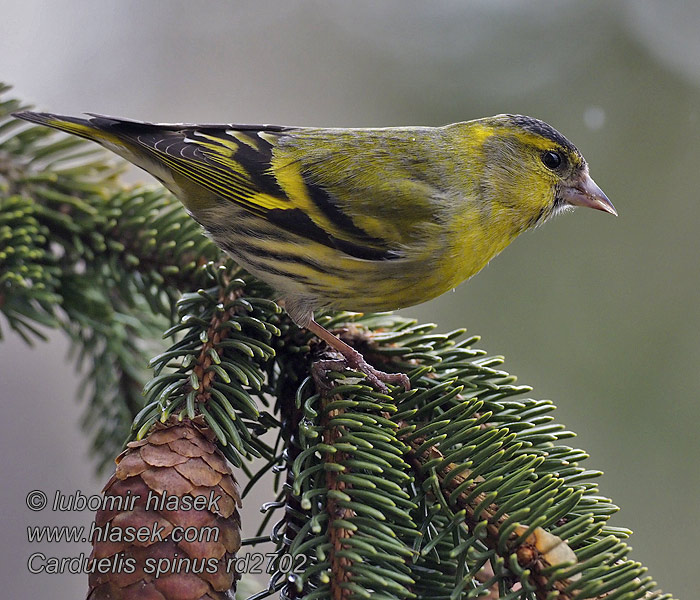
[305,318,410,393]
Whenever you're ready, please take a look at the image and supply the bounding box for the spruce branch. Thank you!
[283,321,674,600]
[1,87,226,467]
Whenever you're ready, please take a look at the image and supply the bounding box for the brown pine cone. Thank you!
[87,418,241,600]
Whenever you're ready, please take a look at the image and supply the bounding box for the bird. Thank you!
[13,111,616,392]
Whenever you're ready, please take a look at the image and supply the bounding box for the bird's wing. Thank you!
[130,122,446,261]
[14,113,446,261]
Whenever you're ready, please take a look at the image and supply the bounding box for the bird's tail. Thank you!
[12,111,132,146]
[11,111,184,194]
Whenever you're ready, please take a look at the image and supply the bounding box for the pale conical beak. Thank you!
[562,173,617,216]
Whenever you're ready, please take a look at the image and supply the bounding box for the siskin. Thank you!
[13,111,616,391]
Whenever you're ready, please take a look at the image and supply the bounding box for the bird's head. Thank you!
[468,114,616,230]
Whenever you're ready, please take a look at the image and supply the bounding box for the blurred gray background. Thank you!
[1,1,699,598]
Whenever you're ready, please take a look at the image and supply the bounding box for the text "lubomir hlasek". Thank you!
[52,489,222,512]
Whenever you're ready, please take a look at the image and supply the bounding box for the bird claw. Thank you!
[312,356,410,394]
[360,364,411,394]
[311,359,347,392]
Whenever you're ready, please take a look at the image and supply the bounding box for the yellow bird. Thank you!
[13,111,616,391]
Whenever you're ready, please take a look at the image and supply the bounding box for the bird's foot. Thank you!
[343,351,411,393]
[311,359,348,393]
[313,355,410,394]
[305,316,411,393]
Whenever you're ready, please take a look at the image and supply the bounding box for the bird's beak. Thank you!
[562,172,617,216]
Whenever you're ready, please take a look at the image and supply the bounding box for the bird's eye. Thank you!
[542,151,562,170]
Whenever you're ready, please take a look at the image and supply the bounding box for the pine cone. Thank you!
[88,418,241,600]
